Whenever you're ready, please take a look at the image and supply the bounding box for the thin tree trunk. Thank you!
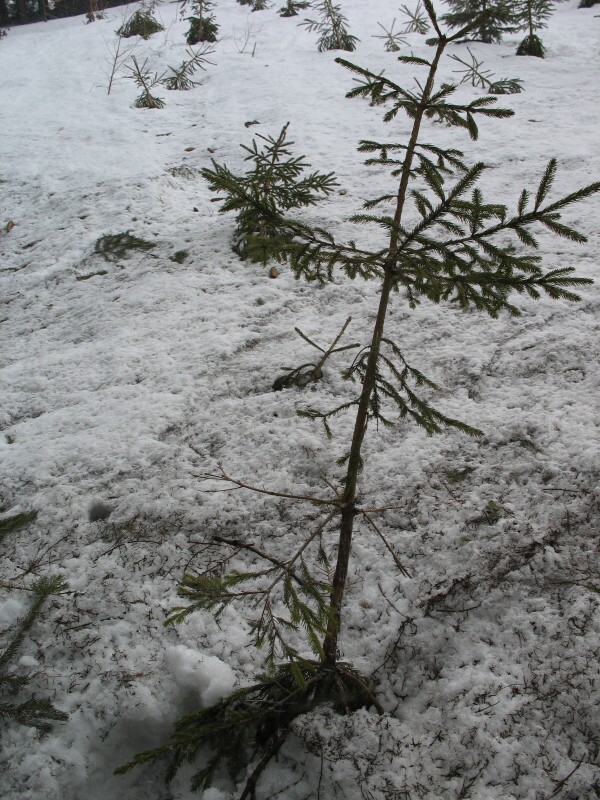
[481,0,491,43]
[0,0,10,26]
[16,0,27,25]
[322,38,447,667]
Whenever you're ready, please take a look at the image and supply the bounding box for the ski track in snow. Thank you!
[0,1,599,798]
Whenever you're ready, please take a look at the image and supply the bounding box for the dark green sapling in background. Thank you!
[300,0,359,52]
[516,0,555,57]
[442,0,519,42]
[163,46,214,91]
[202,123,338,264]
[183,0,219,44]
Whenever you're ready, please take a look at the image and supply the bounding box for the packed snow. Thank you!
[0,1,599,798]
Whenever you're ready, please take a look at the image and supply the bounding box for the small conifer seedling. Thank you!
[373,19,408,52]
[127,56,165,108]
[117,6,164,39]
[516,0,555,57]
[399,0,431,34]
[184,0,219,44]
[163,46,214,90]
[442,0,520,42]
[279,0,309,17]
[300,0,359,52]
[272,316,359,390]
[117,2,599,796]
[450,47,523,94]
[201,123,338,264]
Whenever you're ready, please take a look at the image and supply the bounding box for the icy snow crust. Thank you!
[0,1,599,798]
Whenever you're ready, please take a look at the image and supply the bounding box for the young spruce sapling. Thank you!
[279,0,310,17]
[300,0,359,52]
[163,46,214,90]
[117,3,164,39]
[127,56,165,108]
[442,0,520,42]
[184,0,219,44]
[202,123,338,264]
[516,0,555,57]
[116,2,599,796]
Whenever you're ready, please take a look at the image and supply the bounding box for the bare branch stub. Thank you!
[200,464,341,507]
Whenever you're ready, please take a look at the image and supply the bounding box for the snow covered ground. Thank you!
[0,1,599,798]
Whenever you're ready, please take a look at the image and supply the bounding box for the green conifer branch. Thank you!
[0,697,68,732]
[298,400,360,438]
[338,339,483,435]
[0,576,67,675]
[0,575,68,732]
[165,508,338,668]
[337,57,513,137]
[399,1,431,34]
[127,56,165,108]
[116,660,381,791]
[273,317,359,389]
[240,151,597,313]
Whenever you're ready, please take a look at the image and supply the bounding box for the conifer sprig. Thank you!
[165,515,336,669]
[0,575,68,732]
[450,47,524,94]
[399,1,431,34]
[302,337,483,437]
[115,660,381,793]
[359,140,468,182]
[337,58,513,136]
[127,56,165,108]
[0,576,67,675]
[163,46,214,90]
[373,19,408,52]
[251,217,386,282]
